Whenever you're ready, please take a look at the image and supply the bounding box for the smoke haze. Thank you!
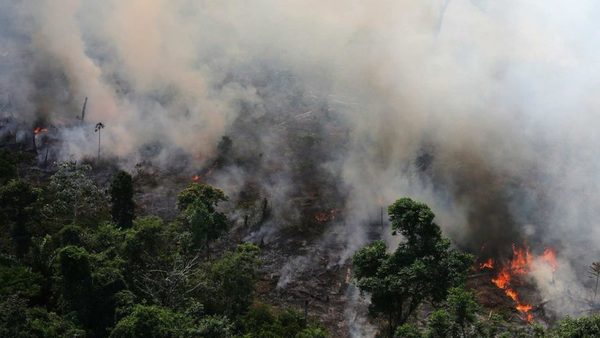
[2,0,600,324]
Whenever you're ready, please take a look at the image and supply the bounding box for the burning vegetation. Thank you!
[477,244,560,323]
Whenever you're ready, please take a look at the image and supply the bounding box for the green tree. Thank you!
[109,305,194,338]
[0,262,42,299]
[196,243,260,317]
[0,149,18,184]
[446,287,479,338]
[110,171,135,229]
[427,310,452,338]
[43,162,108,226]
[0,179,40,257]
[177,183,228,257]
[56,246,93,327]
[550,315,600,338]
[395,323,424,338]
[352,198,472,337]
[242,303,327,338]
[195,315,234,337]
[0,295,84,338]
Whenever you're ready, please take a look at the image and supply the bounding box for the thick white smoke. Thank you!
[2,0,600,328]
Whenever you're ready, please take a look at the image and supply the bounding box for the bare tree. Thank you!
[94,122,104,161]
[136,254,204,309]
[588,261,600,301]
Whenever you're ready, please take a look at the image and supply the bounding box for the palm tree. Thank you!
[588,261,600,301]
[94,122,104,161]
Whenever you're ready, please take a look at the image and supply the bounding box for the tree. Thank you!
[177,183,228,257]
[110,171,135,228]
[446,287,479,338]
[56,246,93,326]
[427,310,452,338]
[352,198,472,337]
[95,122,104,161]
[0,179,40,257]
[195,315,235,337]
[242,303,327,338]
[42,162,109,226]
[195,243,260,317]
[0,295,84,338]
[0,263,42,300]
[395,324,424,338]
[0,149,18,184]
[109,305,194,338]
[588,261,600,301]
[550,315,600,338]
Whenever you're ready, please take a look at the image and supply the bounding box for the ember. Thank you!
[314,209,341,223]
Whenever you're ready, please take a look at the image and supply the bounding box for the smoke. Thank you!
[2,0,600,329]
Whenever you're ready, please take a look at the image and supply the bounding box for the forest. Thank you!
[1,148,599,338]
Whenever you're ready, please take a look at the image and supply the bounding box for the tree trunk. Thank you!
[595,275,599,301]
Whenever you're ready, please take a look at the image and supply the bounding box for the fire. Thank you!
[479,258,494,270]
[491,268,511,289]
[510,244,533,276]
[33,127,48,134]
[541,247,558,272]
[314,208,341,223]
[192,175,201,182]
[480,244,558,323]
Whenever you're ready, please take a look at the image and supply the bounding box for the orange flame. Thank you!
[491,268,511,289]
[510,244,533,276]
[483,243,554,323]
[541,247,558,272]
[192,175,201,182]
[33,127,48,134]
[479,258,494,270]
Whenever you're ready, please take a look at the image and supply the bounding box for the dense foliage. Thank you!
[0,152,326,338]
[353,198,473,336]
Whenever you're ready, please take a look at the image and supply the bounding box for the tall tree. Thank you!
[0,180,40,257]
[42,162,109,226]
[0,150,18,185]
[588,261,600,301]
[353,198,472,337]
[110,171,135,228]
[195,243,261,317]
[94,122,104,161]
[177,183,228,258]
[57,246,93,326]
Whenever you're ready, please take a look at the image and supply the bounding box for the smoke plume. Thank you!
[2,0,600,328]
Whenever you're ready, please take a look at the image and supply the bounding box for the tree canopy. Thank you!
[353,197,473,337]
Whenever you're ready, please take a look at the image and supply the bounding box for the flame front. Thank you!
[480,244,558,323]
